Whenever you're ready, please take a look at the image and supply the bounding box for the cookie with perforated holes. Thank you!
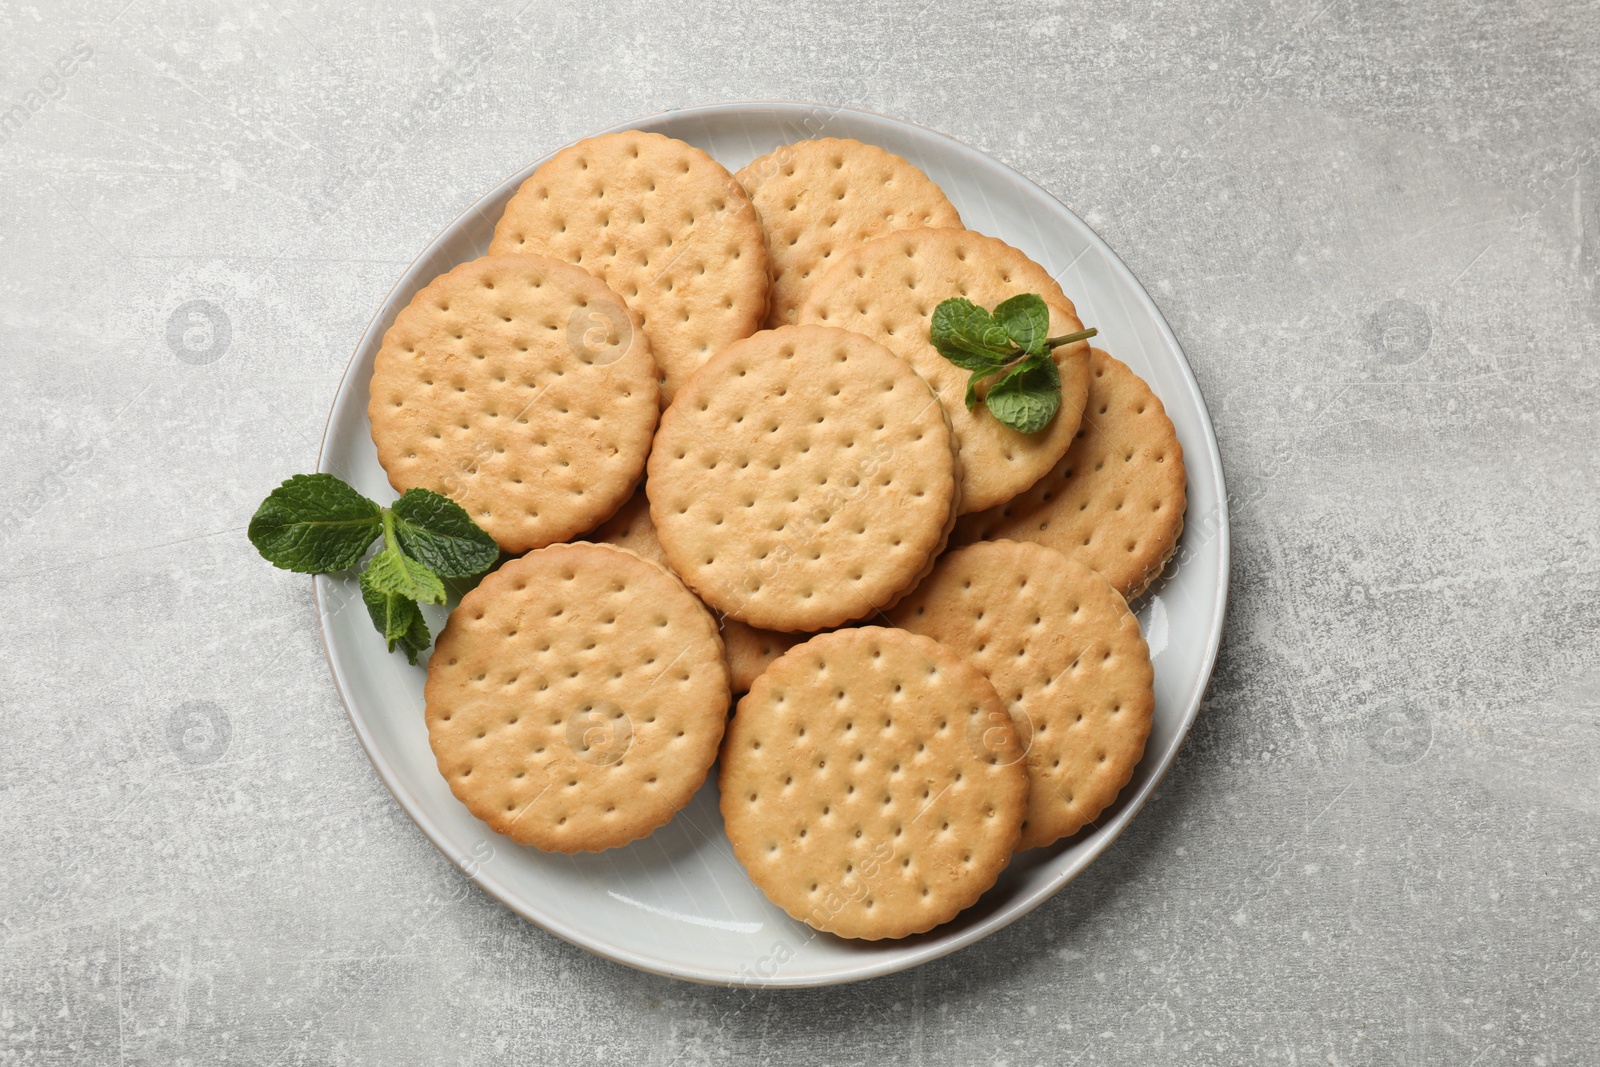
[797,227,1091,515]
[888,541,1154,850]
[719,626,1028,939]
[647,324,959,633]
[489,130,769,402]
[734,138,962,329]
[590,487,802,692]
[368,253,658,554]
[425,542,730,853]
[953,348,1186,600]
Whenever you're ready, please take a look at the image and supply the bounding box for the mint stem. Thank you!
[1044,327,1098,349]
[976,327,1100,388]
[379,508,400,555]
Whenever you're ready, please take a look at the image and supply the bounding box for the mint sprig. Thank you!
[248,474,499,664]
[930,293,1097,434]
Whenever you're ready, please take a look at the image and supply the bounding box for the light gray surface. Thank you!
[2,0,1596,1062]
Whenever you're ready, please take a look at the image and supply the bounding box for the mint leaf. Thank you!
[984,353,1062,434]
[930,298,1013,370]
[395,616,431,663]
[390,488,500,578]
[248,474,382,573]
[964,367,990,411]
[993,294,1051,356]
[362,547,446,606]
[359,568,431,664]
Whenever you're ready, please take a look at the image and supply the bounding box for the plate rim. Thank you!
[314,100,1231,988]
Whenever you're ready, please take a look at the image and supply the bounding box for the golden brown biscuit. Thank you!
[797,227,1091,514]
[647,325,958,632]
[889,541,1154,849]
[425,543,729,853]
[953,348,1186,599]
[367,254,658,554]
[589,487,801,692]
[720,627,1028,939]
[489,130,769,401]
[735,138,962,328]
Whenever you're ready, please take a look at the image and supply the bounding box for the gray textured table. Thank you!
[4,1,1597,1063]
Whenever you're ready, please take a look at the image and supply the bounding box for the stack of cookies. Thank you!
[367,131,1186,940]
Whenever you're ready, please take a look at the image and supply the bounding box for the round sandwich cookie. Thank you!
[888,541,1154,850]
[719,627,1028,940]
[647,324,958,633]
[489,130,770,402]
[425,542,730,854]
[368,253,658,554]
[734,137,962,329]
[590,487,801,693]
[797,227,1091,515]
[953,347,1186,600]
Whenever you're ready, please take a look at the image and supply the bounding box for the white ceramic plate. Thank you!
[315,103,1229,987]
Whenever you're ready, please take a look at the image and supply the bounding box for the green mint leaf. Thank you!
[984,353,1062,434]
[395,618,431,664]
[248,474,382,573]
[390,488,500,578]
[993,294,1051,356]
[930,298,1015,370]
[359,568,432,664]
[361,547,447,606]
[964,368,990,410]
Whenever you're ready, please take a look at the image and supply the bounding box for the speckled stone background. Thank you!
[3,0,1598,1063]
